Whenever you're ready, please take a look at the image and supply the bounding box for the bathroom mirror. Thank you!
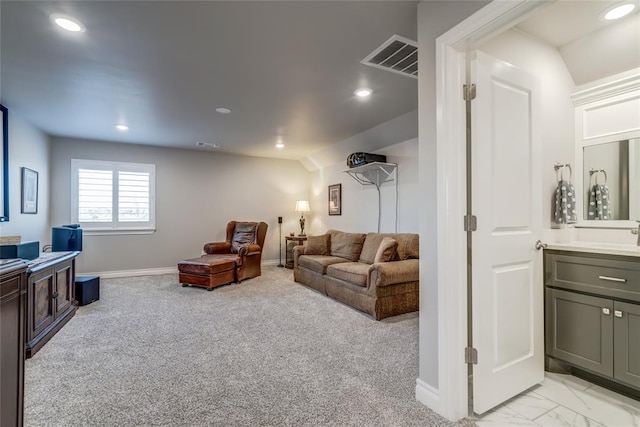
[572,72,640,229]
[582,139,639,221]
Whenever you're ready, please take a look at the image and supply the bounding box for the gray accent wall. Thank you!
[50,137,310,274]
[0,109,50,246]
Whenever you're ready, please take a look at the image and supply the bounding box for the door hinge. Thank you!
[465,347,478,365]
[463,83,476,101]
[464,214,477,232]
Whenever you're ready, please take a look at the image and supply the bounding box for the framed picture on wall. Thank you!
[21,167,38,214]
[328,183,341,216]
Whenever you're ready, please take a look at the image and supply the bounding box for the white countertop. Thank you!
[546,241,640,258]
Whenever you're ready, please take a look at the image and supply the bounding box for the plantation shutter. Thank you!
[118,171,150,222]
[78,169,113,222]
[72,159,155,231]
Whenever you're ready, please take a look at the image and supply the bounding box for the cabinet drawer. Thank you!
[0,274,21,298]
[546,252,640,303]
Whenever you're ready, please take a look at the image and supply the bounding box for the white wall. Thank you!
[0,108,50,246]
[478,28,576,229]
[50,137,309,274]
[417,0,491,392]
[479,30,639,245]
[308,138,419,235]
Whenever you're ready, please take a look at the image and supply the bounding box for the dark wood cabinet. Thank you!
[26,252,78,358]
[1,259,28,427]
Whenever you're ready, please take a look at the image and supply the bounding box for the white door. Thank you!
[470,51,544,414]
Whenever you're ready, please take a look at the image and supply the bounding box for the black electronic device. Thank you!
[75,275,100,306]
[346,152,387,168]
[0,241,39,260]
[52,226,83,252]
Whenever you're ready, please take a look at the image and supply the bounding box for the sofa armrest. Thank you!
[203,242,231,254]
[292,245,307,268]
[369,259,419,287]
[239,244,262,257]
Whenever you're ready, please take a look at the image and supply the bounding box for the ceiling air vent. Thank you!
[361,34,418,79]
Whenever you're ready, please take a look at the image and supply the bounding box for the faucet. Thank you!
[633,221,640,246]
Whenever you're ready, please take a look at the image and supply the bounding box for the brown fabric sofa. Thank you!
[293,229,419,320]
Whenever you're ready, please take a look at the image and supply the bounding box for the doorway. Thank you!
[419,0,554,421]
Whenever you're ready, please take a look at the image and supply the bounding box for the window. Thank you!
[71,159,155,232]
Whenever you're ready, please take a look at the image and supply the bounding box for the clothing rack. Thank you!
[554,162,572,181]
[589,168,608,184]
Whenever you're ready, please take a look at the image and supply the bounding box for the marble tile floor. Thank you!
[474,372,640,427]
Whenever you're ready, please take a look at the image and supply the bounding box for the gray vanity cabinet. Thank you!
[545,250,640,392]
[614,301,640,388]
[546,288,613,377]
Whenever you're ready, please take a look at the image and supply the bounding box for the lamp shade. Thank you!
[295,200,310,213]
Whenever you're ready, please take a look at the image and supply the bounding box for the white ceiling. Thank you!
[2,1,639,162]
[0,1,419,160]
[515,0,640,85]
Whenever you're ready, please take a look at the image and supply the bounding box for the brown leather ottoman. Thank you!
[178,256,236,291]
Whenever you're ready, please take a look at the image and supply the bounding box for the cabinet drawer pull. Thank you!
[614,310,623,318]
[602,308,611,315]
[598,275,626,283]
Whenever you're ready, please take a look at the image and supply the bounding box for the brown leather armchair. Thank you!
[203,221,268,282]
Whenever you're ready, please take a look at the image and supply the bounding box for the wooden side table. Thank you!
[285,236,307,269]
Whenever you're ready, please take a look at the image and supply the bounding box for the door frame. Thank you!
[422,0,554,421]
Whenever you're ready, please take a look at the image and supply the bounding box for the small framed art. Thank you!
[328,183,341,216]
[21,167,38,214]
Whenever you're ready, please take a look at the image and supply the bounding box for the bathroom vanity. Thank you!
[545,242,640,397]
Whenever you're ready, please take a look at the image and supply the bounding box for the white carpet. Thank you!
[24,266,470,426]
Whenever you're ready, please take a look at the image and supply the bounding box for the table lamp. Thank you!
[295,200,310,236]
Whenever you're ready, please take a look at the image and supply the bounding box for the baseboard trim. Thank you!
[78,267,178,279]
[415,378,440,414]
[79,261,284,279]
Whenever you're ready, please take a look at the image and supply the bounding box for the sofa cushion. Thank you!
[230,222,258,253]
[374,237,398,263]
[305,234,330,255]
[394,233,419,260]
[360,233,418,262]
[298,255,349,275]
[359,234,389,264]
[327,230,366,261]
[359,234,381,264]
[326,262,370,287]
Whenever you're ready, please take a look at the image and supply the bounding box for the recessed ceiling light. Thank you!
[603,3,635,20]
[115,124,129,131]
[50,14,86,32]
[216,107,232,114]
[275,142,285,149]
[355,88,372,98]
